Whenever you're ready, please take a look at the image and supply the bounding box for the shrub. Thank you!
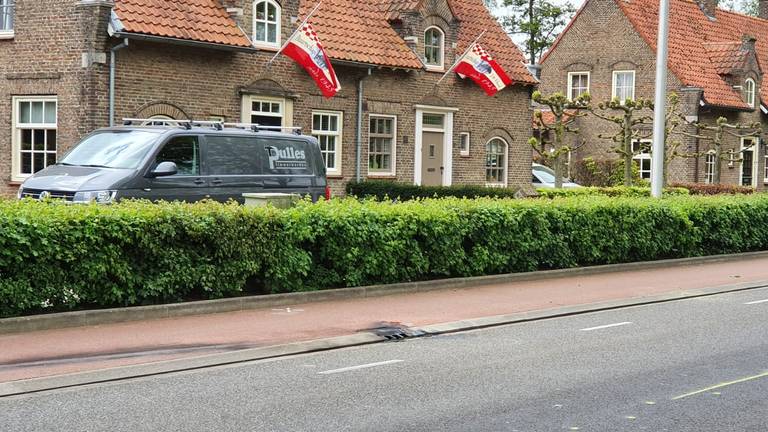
[571,157,643,187]
[346,180,522,201]
[536,186,689,199]
[3,195,768,318]
[670,182,754,195]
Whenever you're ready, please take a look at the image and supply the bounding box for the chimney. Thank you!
[697,0,718,19]
[760,0,768,19]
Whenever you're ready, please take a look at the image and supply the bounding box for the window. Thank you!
[206,136,263,176]
[741,137,758,187]
[567,72,590,100]
[612,70,636,103]
[142,115,176,126]
[485,138,508,186]
[764,143,768,183]
[705,151,716,184]
[632,139,652,180]
[253,0,280,48]
[368,115,396,176]
[249,98,283,127]
[745,78,756,108]
[0,0,13,37]
[155,137,200,176]
[13,97,57,181]
[312,111,342,175]
[424,27,444,70]
[459,132,470,157]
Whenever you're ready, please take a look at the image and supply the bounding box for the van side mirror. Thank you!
[149,161,178,178]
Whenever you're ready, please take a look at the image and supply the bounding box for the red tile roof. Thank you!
[616,0,765,109]
[447,0,539,85]
[112,0,252,48]
[705,42,749,74]
[298,0,423,69]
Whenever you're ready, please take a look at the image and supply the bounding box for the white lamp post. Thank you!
[651,0,671,198]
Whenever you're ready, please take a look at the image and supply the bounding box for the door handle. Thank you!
[211,179,223,185]
[440,166,445,174]
[194,179,205,185]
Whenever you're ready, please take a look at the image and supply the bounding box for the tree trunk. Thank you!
[714,144,723,185]
[554,156,564,188]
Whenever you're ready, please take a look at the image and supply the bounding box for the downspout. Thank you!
[109,38,129,127]
[356,68,372,183]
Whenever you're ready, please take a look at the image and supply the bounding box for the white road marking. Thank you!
[580,322,633,332]
[744,299,768,305]
[672,371,768,400]
[318,359,404,375]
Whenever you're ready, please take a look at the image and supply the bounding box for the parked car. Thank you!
[17,121,329,203]
[532,163,581,189]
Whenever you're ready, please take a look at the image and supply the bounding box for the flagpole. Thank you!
[434,30,486,87]
[266,1,323,69]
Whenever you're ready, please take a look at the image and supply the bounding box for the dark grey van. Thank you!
[18,122,329,203]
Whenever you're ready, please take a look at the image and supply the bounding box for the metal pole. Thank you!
[651,0,670,198]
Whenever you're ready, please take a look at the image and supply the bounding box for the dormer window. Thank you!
[0,0,14,38]
[253,0,280,48]
[424,27,444,70]
[745,78,756,108]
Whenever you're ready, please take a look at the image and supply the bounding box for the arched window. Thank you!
[745,78,756,108]
[253,0,280,47]
[705,150,716,184]
[424,26,444,69]
[485,137,508,186]
[142,115,176,126]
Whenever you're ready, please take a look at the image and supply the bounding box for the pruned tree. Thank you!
[590,97,655,186]
[678,116,762,184]
[529,90,590,188]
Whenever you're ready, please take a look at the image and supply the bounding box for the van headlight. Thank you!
[73,190,117,204]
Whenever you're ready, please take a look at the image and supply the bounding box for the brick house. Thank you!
[539,0,768,188]
[0,0,538,196]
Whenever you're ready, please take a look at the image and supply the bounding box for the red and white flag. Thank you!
[282,23,341,98]
[453,43,512,97]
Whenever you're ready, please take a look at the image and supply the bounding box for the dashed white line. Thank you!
[744,299,768,305]
[580,322,633,332]
[318,360,404,375]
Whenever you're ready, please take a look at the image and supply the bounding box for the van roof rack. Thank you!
[121,119,302,135]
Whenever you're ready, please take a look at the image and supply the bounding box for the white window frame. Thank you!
[764,142,768,184]
[242,95,286,126]
[312,110,343,176]
[252,0,281,49]
[745,78,756,108]
[612,70,636,103]
[424,26,445,71]
[705,150,716,184]
[632,139,652,180]
[12,96,58,182]
[740,137,759,187]
[0,0,14,39]
[367,114,396,177]
[567,72,590,101]
[485,137,509,187]
[459,132,470,157]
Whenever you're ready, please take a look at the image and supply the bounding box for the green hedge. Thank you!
[536,186,689,198]
[670,182,754,195]
[3,195,768,317]
[346,180,521,201]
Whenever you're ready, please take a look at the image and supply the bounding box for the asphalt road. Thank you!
[2,287,768,431]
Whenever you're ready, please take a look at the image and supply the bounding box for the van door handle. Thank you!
[194,179,205,185]
[211,179,223,185]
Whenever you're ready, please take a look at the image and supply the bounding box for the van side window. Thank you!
[156,136,200,176]
[206,136,263,175]
[260,138,313,175]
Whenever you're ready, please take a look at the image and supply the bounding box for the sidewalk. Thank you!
[2,255,768,385]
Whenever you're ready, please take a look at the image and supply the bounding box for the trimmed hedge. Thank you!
[3,195,768,317]
[536,186,689,198]
[670,182,754,195]
[346,180,522,201]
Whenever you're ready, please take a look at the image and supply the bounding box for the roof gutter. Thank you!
[355,68,373,183]
[109,38,130,127]
[111,32,258,53]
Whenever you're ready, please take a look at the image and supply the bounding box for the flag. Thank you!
[282,23,341,98]
[453,43,512,97]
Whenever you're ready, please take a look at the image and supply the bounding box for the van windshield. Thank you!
[60,131,160,169]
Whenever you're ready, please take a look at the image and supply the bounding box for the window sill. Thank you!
[327,174,344,180]
[367,174,396,179]
[0,31,14,40]
[425,66,445,73]
[459,153,470,158]
[253,43,280,52]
